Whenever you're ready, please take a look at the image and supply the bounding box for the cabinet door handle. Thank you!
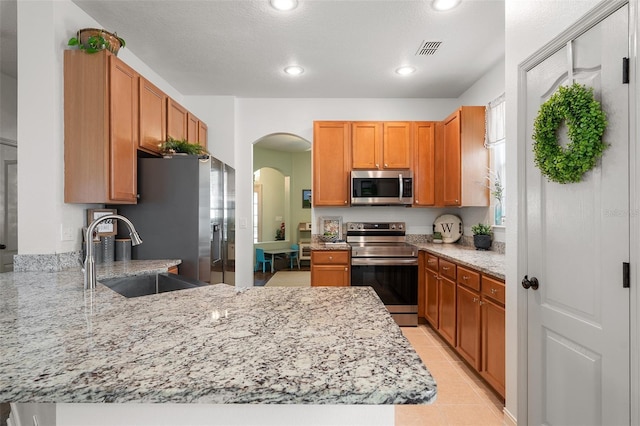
[472,297,479,303]
[344,267,348,271]
[479,301,485,306]
[442,266,449,271]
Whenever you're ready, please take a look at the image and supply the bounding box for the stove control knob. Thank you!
[391,224,396,229]
[398,224,404,230]
[357,223,363,230]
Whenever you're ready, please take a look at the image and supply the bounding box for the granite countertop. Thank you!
[413,243,505,280]
[0,261,436,404]
[310,242,351,251]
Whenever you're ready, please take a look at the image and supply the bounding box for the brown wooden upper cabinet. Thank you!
[313,121,351,206]
[64,50,139,204]
[198,120,208,149]
[351,121,411,170]
[138,76,167,155]
[187,112,208,149]
[413,122,436,206]
[167,98,188,141]
[439,106,488,207]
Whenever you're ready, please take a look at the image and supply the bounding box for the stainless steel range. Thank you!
[347,222,419,326]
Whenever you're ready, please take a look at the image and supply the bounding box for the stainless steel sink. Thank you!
[100,273,208,298]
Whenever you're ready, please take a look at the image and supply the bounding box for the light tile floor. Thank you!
[396,325,505,426]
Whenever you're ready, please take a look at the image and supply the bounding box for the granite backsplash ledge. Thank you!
[406,234,505,254]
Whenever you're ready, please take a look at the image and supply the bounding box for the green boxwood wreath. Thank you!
[532,82,608,184]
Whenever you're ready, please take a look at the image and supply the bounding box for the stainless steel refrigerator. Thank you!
[115,155,235,284]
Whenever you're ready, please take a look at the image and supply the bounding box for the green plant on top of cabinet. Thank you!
[351,122,412,170]
[64,49,139,204]
[440,106,489,207]
[313,121,351,206]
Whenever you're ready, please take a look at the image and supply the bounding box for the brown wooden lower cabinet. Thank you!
[424,253,439,327]
[456,284,481,370]
[481,296,505,397]
[310,250,350,286]
[438,274,457,347]
[420,251,505,399]
[168,266,178,274]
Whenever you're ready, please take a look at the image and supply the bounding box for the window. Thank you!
[486,93,506,226]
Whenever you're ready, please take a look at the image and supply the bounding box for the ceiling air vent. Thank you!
[415,41,442,56]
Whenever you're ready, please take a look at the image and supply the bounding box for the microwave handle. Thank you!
[399,173,403,200]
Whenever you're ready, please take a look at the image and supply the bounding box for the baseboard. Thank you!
[503,407,517,426]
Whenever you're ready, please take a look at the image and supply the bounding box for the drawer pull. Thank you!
[472,297,479,303]
[329,256,333,260]
[463,275,469,280]
[442,266,450,271]
[490,288,497,294]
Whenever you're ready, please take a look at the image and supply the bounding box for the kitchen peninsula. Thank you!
[0,260,436,424]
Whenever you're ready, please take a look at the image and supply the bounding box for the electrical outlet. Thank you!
[60,225,75,241]
[239,218,247,229]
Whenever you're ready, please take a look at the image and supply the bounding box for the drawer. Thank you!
[482,275,505,305]
[457,266,480,291]
[311,250,349,265]
[425,254,439,272]
[439,259,456,280]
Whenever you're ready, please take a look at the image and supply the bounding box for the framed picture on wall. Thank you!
[319,216,342,241]
[302,189,312,208]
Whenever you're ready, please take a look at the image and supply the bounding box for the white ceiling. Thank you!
[0,0,505,99]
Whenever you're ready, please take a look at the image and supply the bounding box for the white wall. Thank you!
[504,0,601,422]
[0,73,17,141]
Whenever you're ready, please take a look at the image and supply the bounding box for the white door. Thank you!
[0,143,17,273]
[524,5,630,425]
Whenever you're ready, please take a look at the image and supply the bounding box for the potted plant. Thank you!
[158,137,210,157]
[68,28,125,55]
[432,231,443,244]
[471,223,492,250]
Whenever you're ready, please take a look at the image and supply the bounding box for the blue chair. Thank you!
[289,244,300,270]
[255,248,272,273]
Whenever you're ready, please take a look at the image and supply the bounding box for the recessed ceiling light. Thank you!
[284,65,304,76]
[432,0,461,11]
[395,66,416,76]
[270,0,298,11]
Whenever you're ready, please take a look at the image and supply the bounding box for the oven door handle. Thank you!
[351,257,418,266]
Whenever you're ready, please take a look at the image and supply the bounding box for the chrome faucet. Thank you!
[84,214,143,290]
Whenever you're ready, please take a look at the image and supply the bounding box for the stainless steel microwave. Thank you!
[351,170,413,206]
